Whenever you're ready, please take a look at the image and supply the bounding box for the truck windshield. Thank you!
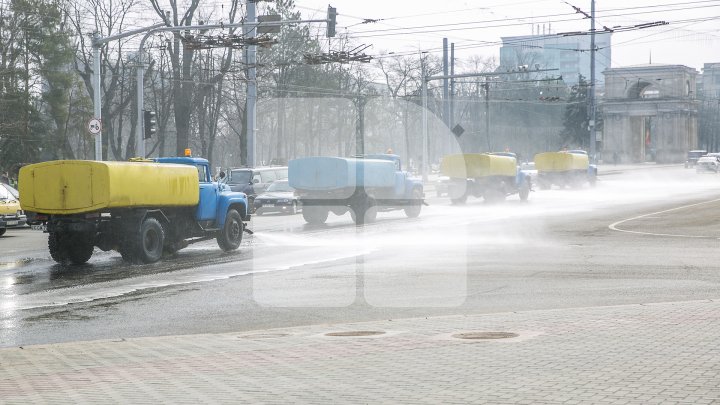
[229,170,252,185]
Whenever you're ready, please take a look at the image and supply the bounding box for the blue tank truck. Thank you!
[19,154,251,265]
[289,154,424,225]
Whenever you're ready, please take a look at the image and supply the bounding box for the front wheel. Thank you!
[518,179,530,201]
[404,188,423,218]
[0,228,5,237]
[217,209,243,251]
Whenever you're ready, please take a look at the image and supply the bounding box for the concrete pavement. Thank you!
[2,298,719,404]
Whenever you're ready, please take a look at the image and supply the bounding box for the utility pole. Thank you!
[246,0,257,167]
[421,52,428,182]
[442,38,450,128]
[589,0,597,162]
[484,77,490,151]
[450,43,455,149]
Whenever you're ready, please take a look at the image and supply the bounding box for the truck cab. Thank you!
[154,156,250,224]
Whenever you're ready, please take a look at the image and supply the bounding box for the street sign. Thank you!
[88,118,102,135]
[451,124,465,137]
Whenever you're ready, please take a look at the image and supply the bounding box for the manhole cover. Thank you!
[452,332,518,340]
[239,333,290,339]
[325,331,385,337]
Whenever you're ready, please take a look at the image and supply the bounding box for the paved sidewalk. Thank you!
[2,299,720,404]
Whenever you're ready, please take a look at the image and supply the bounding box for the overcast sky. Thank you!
[292,0,720,71]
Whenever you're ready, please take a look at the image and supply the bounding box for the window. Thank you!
[196,165,208,182]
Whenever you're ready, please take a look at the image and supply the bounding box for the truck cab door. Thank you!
[196,165,219,221]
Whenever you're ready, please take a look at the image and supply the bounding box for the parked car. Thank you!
[696,155,720,173]
[0,183,27,236]
[685,150,707,168]
[253,180,301,215]
[225,166,288,207]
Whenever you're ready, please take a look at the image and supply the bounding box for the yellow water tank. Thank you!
[19,160,200,214]
[534,152,589,172]
[440,153,517,178]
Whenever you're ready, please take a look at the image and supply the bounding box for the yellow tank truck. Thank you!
[439,153,531,204]
[19,155,250,265]
[534,150,597,189]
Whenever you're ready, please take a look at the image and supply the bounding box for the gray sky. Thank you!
[293,0,720,71]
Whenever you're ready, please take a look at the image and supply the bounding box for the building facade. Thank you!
[499,32,611,87]
[601,64,699,163]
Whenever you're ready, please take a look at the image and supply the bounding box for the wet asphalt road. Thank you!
[2,165,720,348]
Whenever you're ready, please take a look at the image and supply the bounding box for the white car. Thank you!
[696,155,720,173]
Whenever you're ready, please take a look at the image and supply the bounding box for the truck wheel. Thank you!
[0,229,5,237]
[302,206,328,225]
[351,196,377,225]
[217,209,243,251]
[49,231,94,265]
[404,188,423,218]
[519,179,530,201]
[134,217,164,264]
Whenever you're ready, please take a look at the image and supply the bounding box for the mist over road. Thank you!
[2,165,720,347]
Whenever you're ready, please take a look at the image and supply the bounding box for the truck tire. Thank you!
[217,209,243,251]
[351,196,377,225]
[49,230,94,265]
[302,206,329,225]
[404,188,423,218]
[0,229,5,237]
[127,217,164,264]
[519,179,530,201]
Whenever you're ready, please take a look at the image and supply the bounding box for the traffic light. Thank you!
[143,110,157,139]
[327,5,336,37]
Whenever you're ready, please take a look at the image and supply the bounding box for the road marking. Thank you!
[609,198,720,239]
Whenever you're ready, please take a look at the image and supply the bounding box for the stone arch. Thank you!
[626,80,655,99]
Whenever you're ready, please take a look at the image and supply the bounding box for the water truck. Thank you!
[19,154,250,265]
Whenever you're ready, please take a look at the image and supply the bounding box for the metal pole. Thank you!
[247,1,257,167]
[485,77,490,151]
[442,38,449,128]
[422,57,428,182]
[589,0,597,162]
[136,55,145,158]
[450,42,455,129]
[93,33,102,160]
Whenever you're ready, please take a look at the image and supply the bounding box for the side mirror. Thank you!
[253,178,260,184]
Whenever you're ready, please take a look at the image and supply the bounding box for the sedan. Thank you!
[696,155,720,173]
[253,180,301,215]
[0,183,27,236]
